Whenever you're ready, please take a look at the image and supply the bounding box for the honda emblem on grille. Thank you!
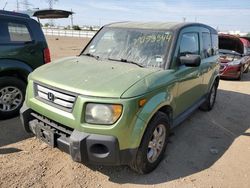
[48,92,55,102]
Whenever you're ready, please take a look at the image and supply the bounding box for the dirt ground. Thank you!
[0,36,250,188]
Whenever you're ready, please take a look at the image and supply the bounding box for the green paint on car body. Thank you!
[22,22,220,170]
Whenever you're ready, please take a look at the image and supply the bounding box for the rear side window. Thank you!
[8,22,32,42]
[202,32,212,58]
[0,20,10,43]
[179,33,199,56]
[211,34,219,55]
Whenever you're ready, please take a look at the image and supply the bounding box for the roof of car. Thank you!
[105,21,217,33]
[0,10,30,19]
[219,33,239,38]
[240,38,250,47]
[240,37,250,47]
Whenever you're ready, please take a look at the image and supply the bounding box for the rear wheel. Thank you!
[200,82,217,111]
[0,77,26,120]
[130,112,170,174]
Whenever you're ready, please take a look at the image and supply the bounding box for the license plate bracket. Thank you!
[36,123,55,147]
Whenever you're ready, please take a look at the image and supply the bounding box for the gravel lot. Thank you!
[0,36,250,188]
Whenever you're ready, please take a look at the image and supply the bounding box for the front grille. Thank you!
[31,112,73,136]
[35,83,77,111]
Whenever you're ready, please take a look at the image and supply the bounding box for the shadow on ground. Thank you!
[0,147,22,154]
[88,88,250,184]
[0,117,31,148]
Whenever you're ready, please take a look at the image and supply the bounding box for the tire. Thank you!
[237,66,243,80]
[0,77,26,120]
[200,83,217,111]
[130,112,170,174]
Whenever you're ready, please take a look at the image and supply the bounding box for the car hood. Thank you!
[219,34,244,54]
[29,56,161,98]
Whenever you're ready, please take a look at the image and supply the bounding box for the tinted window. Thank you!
[0,21,10,43]
[179,33,199,56]
[212,34,219,55]
[202,32,212,58]
[8,22,31,42]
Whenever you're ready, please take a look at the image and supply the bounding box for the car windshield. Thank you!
[82,27,172,68]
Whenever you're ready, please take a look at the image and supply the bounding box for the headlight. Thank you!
[227,60,241,66]
[85,103,122,125]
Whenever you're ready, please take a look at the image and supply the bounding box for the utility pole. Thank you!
[195,16,198,22]
[216,26,219,32]
[48,0,53,9]
[16,0,20,11]
[3,2,7,10]
[47,0,58,26]
[47,0,59,10]
[22,0,29,10]
[99,18,101,27]
[70,9,74,29]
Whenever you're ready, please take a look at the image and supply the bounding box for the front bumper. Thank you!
[20,105,137,166]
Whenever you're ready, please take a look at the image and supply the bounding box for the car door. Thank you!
[199,28,219,94]
[171,27,204,117]
[0,18,43,69]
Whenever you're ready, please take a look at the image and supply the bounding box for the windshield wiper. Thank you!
[108,58,144,68]
[83,53,99,60]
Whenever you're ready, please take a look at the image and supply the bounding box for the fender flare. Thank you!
[208,74,220,92]
[0,59,33,81]
[128,92,173,148]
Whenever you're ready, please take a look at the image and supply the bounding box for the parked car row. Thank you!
[0,10,249,174]
[219,34,250,80]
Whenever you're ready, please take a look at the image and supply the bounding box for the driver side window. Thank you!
[179,33,199,56]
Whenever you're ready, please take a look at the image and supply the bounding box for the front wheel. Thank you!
[130,112,170,174]
[0,77,26,120]
[200,83,217,111]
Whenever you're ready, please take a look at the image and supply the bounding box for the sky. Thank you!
[1,0,250,32]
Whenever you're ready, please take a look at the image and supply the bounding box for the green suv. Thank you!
[21,22,219,174]
[0,10,50,119]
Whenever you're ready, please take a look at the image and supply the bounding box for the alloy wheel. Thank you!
[147,124,166,163]
[0,86,23,112]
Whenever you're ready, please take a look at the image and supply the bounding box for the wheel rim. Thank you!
[210,85,216,106]
[147,124,166,163]
[0,86,23,112]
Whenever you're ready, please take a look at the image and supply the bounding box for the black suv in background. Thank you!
[0,10,51,119]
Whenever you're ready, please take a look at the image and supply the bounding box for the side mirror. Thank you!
[180,54,201,67]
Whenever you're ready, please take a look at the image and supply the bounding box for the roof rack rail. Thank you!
[0,10,30,18]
